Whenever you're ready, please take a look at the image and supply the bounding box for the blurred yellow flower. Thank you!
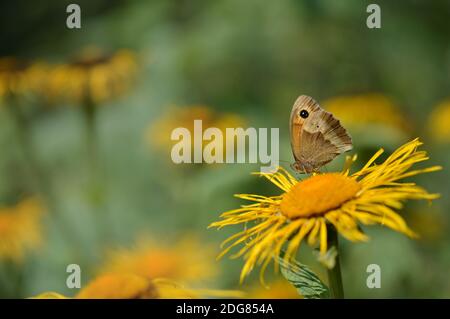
[323,94,411,145]
[209,139,441,282]
[246,279,301,299]
[0,57,47,100]
[427,100,450,143]
[152,279,244,299]
[46,48,137,105]
[77,273,157,299]
[408,210,447,243]
[72,274,243,299]
[99,236,217,284]
[0,197,45,262]
[147,105,245,160]
[30,292,69,299]
[77,237,245,299]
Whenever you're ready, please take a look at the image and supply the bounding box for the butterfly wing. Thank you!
[290,95,352,172]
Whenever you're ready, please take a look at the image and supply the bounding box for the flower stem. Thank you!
[82,97,99,181]
[326,224,344,299]
[82,97,107,208]
[6,99,51,198]
[81,97,111,244]
[5,98,84,254]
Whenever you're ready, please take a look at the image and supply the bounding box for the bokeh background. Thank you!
[0,0,449,298]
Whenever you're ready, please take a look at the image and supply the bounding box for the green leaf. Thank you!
[278,256,330,299]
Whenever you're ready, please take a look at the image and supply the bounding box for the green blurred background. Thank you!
[0,0,449,298]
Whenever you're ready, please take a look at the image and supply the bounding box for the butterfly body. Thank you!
[289,95,352,173]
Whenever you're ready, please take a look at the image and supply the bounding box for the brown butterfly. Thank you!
[289,95,353,173]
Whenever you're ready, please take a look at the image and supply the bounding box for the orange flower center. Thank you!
[280,173,361,219]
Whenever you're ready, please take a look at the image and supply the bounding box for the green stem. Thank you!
[82,98,98,175]
[326,224,344,299]
[82,97,107,205]
[5,98,88,264]
[81,98,111,245]
[6,100,51,197]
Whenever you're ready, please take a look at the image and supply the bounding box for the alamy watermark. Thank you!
[66,4,81,29]
[366,263,381,289]
[171,120,279,173]
[366,4,381,29]
[66,264,81,289]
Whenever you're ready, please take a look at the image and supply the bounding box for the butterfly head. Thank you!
[291,160,316,174]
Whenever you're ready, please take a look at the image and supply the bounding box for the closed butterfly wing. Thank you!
[290,95,352,173]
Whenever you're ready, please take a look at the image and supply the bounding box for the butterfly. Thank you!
[289,95,353,173]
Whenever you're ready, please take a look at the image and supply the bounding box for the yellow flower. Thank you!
[0,197,45,262]
[152,279,244,299]
[46,47,137,105]
[30,292,69,299]
[74,274,243,299]
[323,94,411,145]
[427,100,450,143]
[408,209,447,243]
[77,273,157,299]
[0,57,47,100]
[99,236,217,284]
[209,139,441,282]
[245,279,301,299]
[81,237,244,299]
[323,94,408,129]
[147,105,245,161]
